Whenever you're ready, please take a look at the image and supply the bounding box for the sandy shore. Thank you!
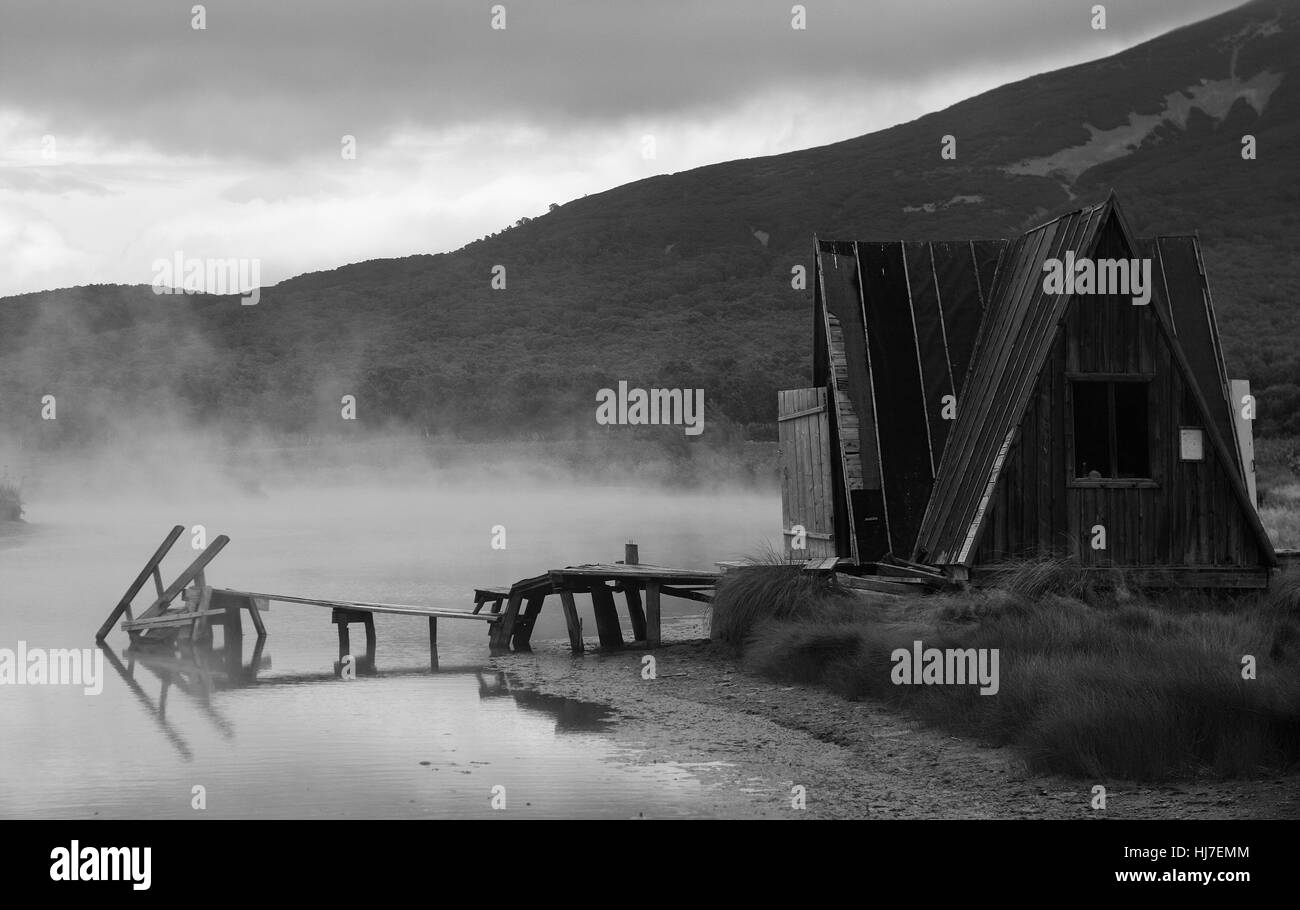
[494,633,1300,819]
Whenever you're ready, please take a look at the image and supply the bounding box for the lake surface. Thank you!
[0,472,780,818]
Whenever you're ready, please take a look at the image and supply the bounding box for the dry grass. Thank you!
[1257,437,1300,549]
[1260,481,1300,549]
[711,560,1300,780]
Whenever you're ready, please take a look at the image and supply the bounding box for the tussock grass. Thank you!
[1257,438,1300,549]
[709,556,861,650]
[712,560,1300,780]
[1260,483,1300,550]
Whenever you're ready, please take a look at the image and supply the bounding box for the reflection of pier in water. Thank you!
[102,642,617,761]
[98,639,268,762]
[475,670,617,733]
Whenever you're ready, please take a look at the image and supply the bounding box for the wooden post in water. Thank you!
[428,616,439,670]
[363,614,377,657]
[332,611,353,660]
[645,581,662,648]
[218,590,244,642]
[589,582,624,649]
[489,589,524,654]
[246,595,268,638]
[512,593,546,651]
[330,608,376,672]
[190,571,213,643]
[559,591,584,653]
[620,544,646,642]
[624,585,647,642]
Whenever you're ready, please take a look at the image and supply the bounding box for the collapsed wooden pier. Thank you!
[97,527,721,669]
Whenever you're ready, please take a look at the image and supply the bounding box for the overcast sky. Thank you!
[0,0,1240,297]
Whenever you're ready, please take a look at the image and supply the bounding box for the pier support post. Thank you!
[246,595,267,638]
[645,581,662,648]
[624,585,647,642]
[428,616,439,671]
[335,616,351,663]
[559,591,584,653]
[489,590,524,655]
[223,592,244,641]
[332,608,376,671]
[190,577,214,643]
[589,582,624,649]
[363,614,376,656]
[512,593,545,652]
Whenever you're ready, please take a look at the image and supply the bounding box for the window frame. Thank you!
[1066,373,1157,488]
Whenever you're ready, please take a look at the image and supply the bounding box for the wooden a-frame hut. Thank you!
[778,192,1276,587]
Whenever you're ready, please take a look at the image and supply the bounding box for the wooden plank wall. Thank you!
[972,285,1261,569]
[778,388,838,559]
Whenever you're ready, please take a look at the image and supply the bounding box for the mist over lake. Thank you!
[0,442,780,818]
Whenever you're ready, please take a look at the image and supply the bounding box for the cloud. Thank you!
[0,0,1246,298]
[0,0,1239,163]
[0,204,87,292]
[0,166,112,195]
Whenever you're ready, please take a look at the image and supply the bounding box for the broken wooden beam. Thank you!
[97,524,185,642]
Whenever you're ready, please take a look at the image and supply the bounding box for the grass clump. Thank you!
[712,558,1300,781]
[1257,437,1300,549]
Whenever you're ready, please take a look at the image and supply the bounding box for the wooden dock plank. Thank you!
[216,590,502,621]
[834,573,926,596]
[551,563,719,582]
[659,585,714,603]
[123,609,229,631]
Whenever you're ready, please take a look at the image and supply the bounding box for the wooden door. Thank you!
[778,388,838,559]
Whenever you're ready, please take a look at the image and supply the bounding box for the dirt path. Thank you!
[493,636,1300,819]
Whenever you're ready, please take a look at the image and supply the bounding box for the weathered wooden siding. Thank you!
[972,283,1261,568]
[778,388,839,559]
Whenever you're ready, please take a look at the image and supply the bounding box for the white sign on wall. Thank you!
[1179,427,1205,462]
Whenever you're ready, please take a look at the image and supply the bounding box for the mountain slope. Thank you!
[2,0,1297,445]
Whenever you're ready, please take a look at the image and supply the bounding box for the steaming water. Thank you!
[0,476,780,818]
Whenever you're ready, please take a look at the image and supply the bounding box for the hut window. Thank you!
[1072,380,1151,479]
